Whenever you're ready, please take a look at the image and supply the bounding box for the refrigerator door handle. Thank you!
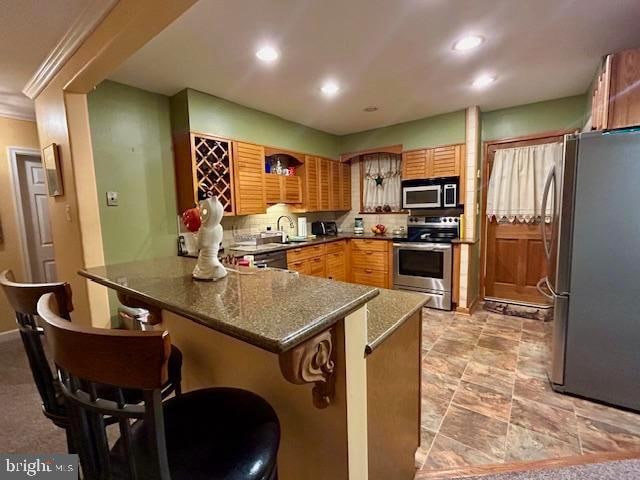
[541,166,555,260]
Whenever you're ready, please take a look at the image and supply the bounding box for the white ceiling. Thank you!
[110,0,638,135]
[0,0,90,120]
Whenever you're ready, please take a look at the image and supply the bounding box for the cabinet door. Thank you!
[265,174,282,204]
[283,175,302,203]
[326,250,347,281]
[432,145,462,178]
[308,254,326,277]
[329,161,341,210]
[318,158,331,211]
[288,259,311,275]
[608,50,640,130]
[340,162,352,210]
[303,156,320,211]
[233,142,266,215]
[401,149,431,180]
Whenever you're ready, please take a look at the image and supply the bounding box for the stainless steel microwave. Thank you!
[401,179,457,209]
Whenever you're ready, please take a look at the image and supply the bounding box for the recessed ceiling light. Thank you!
[453,35,484,52]
[472,74,496,88]
[255,45,279,63]
[321,81,340,97]
[363,106,378,112]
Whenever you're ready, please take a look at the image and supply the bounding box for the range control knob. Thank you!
[454,218,459,223]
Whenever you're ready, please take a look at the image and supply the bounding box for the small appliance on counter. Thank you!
[354,217,364,235]
[178,232,199,257]
[297,217,308,238]
[311,221,338,236]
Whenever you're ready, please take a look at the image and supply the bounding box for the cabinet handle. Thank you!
[366,251,373,255]
[365,269,373,273]
[294,248,302,252]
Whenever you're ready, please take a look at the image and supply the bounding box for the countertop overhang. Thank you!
[80,256,379,354]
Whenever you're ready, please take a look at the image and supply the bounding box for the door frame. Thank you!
[480,130,575,303]
[7,146,43,282]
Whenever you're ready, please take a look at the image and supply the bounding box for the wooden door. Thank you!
[303,156,319,211]
[608,49,640,130]
[318,158,331,211]
[484,223,548,304]
[401,149,430,180]
[432,145,462,178]
[482,135,565,305]
[340,162,351,210]
[329,161,341,210]
[233,142,266,215]
[265,174,281,204]
[18,155,57,282]
[283,176,302,203]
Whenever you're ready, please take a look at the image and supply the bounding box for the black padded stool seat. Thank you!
[112,387,280,480]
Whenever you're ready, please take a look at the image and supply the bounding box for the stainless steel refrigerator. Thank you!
[539,129,640,411]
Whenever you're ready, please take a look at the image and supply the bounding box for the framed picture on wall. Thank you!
[42,143,63,196]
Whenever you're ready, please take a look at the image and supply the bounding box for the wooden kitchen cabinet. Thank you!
[302,155,320,211]
[265,174,302,204]
[401,149,431,180]
[232,142,266,215]
[432,145,464,177]
[340,162,352,210]
[318,158,331,210]
[308,255,326,277]
[591,48,640,131]
[287,259,311,275]
[173,132,236,214]
[329,161,342,210]
[326,240,348,281]
[350,239,391,288]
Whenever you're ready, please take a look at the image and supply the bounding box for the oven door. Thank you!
[402,185,442,209]
[393,243,452,292]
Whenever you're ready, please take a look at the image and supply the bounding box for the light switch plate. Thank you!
[106,191,119,206]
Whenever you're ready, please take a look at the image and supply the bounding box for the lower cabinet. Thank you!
[286,239,390,288]
[326,240,348,281]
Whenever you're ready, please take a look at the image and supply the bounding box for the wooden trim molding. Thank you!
[341,144,403,163]
[415,448,640,479]
[279,327,337,409]
[22,0,119,99]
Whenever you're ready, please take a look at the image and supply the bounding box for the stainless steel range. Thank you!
[393,216,459,310]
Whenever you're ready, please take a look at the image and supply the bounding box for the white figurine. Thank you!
[192,196,228,281]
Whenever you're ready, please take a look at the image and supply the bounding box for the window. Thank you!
[360,153,402,213]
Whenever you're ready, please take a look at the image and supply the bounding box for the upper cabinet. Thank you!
[232,142,267,215]
[401,143,465,181]
[173,132,236,214]
[591,48,640,131]
[172,132,349,215]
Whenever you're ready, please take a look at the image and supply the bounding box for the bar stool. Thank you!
[0,270,183,452]
[37,292,280,480]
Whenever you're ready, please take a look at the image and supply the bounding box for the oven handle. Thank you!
[393,243,451,251]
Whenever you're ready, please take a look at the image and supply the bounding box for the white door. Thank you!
[17,155,57,282]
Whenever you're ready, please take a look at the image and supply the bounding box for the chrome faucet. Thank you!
[277,215,295,232]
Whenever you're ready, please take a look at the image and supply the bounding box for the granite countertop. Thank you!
[228,232,395,256]
[80,256,378,354]
[365,289,428,353]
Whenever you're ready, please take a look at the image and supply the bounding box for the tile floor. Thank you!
[415,307,640,473]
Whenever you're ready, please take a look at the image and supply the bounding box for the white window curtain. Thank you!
[362,153,402,212]
[486,142,562,223]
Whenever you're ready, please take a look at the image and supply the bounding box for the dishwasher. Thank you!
[253,250,287,269]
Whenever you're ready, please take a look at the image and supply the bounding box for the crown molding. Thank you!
[22,0,119,100]
[0,109,36,122]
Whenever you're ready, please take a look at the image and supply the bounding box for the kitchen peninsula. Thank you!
[80,256,426,480]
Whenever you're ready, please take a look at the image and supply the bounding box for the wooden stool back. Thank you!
[37,292,173,480]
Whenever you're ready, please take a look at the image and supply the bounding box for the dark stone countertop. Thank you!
[365,289,428,353]
[228,232,395,256]
[80,256,379,354]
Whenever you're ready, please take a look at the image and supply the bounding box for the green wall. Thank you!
[176,88,342,158]
[339,110,466,153]
[88,80,177,263]
[481,95,587,141]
